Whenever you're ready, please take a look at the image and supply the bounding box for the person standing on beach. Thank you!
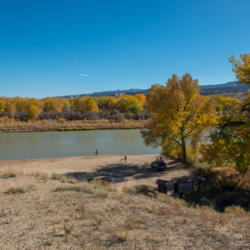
[96,149,98,156]
[124,155,127,162]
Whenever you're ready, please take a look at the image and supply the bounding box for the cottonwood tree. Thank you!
[229,52,250,85]
[141,73,216,164]
[27,105,41,120]
[79,97,99,113]
[0,100,6,114]
[203,53,250,173]
[5,98,16,117]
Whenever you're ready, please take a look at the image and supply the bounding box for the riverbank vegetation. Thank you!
[0,117,146,132]
[0,94,150,132]
[0,93,146,120]
[0,170,249,249]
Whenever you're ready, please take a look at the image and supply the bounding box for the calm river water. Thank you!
[0,129,160,161]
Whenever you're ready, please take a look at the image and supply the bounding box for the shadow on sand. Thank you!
[64,157,191,184]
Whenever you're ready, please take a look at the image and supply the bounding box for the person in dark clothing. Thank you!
[96,149,98,156]
[124,155,127,162]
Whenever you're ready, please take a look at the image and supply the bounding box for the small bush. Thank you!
[192,162,214,178]
[90,178,115,192]
[115,113,125,122]
[224,206,247,215]
[200,197,212,206]
[85,112,100,120]
[51,173,63,180]
[41,172,49,181]
[122,186,136,195]
[129,105,141,115]
[1,169,23,178]
[35,172,41,178]
[8,184,38,194]
[137,185,148,195]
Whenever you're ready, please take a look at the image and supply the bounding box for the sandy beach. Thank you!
[0,154,191,191]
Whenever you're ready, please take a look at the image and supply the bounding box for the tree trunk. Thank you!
[181,139,187,164]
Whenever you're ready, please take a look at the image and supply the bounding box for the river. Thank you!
[0,129,161,161]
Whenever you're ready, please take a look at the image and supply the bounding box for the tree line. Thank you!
[0,94,146,121]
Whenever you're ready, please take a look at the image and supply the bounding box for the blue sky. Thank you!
[0,0,250,98]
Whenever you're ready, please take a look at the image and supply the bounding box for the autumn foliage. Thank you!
[27,105,41,120]
[141,73,216,164]
[229,52,250,85]
[0,94,146,119]
[201,53,250,173]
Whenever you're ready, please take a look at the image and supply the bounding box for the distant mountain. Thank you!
[56,81,249,98]
[200,81,249,91]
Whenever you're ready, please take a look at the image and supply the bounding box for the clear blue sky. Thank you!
[0,0,250,98]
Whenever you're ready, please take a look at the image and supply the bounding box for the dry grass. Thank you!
[0,170,250,249]
[7,184,38,194]
[54,183,93,193]
[0,119,147,132]
[0,168,23,178]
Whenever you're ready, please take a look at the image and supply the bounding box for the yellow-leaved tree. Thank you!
[79,97,99,113]
[141,73,216,164]
[229,52,250,85]
[0,100,6,114]
[27,105,41,120]
[202,53,250,173]
[5,98,16,117]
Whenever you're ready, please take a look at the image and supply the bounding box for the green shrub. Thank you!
[216,104,223,112]
[200,197,212,206]
[129,105,141,115]
[90,178,115,192]
[192,162,214,178]
[137,185,148,195]
[51,173,63,180]
[115,113,125,122]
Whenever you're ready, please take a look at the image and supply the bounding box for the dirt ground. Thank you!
[0,154,191,192]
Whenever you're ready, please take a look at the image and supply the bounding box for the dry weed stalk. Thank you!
[64,223,73,235]
[52,224,57,234]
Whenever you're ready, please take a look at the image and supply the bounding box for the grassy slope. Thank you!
[0,170,249,250]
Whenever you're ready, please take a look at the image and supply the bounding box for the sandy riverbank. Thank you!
[0,154,192,191]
